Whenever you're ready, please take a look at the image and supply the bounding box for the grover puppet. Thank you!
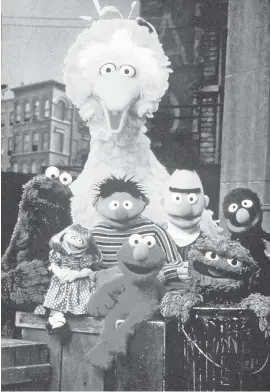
[222,188,270,294]
[85,233,166,370]
[1,166,73,336]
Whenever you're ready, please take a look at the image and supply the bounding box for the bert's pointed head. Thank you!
[161,169,209,230]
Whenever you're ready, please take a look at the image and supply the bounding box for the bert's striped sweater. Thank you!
[92,216,183,283]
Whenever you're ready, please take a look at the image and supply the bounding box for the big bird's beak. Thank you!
[93,73,140,134]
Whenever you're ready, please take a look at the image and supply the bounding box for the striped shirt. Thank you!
[92,216,183,283]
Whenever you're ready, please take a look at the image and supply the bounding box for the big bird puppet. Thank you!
[63,1,172,227]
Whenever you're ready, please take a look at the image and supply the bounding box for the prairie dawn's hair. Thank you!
[93,175,149,205]
[49,224,102,261]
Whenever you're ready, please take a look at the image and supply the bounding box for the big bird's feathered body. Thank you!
[64,17,172,228]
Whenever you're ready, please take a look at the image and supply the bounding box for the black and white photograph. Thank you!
[1,0,270,391]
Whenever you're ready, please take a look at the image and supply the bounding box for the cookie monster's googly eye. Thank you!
[172,193,182,204]
[143,236,156,248]
[123,200,133,210]
[241,199,253,208]
[59,172,73,186]
[129,234,143,246]
[109,200,120,210]
[227,258,242,268]
[187,193,198,205]
[228,203,238,213]
[120,65,136,78]
[205,251,219,261]
[99,63,116,75]
[45,166,60,180]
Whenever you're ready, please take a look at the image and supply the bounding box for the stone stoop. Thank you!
[1,338,51,391]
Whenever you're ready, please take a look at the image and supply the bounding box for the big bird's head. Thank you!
[63,6,172,139]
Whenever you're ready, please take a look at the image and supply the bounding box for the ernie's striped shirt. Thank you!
[92,216,183,283]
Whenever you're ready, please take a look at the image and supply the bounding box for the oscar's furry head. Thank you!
[189,237,258,302]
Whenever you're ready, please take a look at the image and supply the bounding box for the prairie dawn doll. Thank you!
[43,224,102,333]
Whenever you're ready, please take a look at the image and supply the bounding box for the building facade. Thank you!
[1,80,90,174]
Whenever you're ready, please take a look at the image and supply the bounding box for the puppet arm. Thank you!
[87,275,125,318]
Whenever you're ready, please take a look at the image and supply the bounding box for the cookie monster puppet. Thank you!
[222,188,270,295]
[85,233,166,370]
[1,166,73,337]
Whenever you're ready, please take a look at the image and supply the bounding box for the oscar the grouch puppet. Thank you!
[1,166,73,337]
[160,236,270,334]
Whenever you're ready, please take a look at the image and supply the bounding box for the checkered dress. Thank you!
[43,250,96,314]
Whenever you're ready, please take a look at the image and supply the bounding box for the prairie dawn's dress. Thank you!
[43,249,96,315]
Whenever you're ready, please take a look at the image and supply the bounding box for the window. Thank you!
[22,162,28,173]
[15,103,21,123]
[24,102,31,122]
[44,99,50,118]
[32,132,39,151]
[31,161,37,174]
[8,137,13,155]
[1,112,5,127]
[12,162,19,172]
[23,134,31,152]
[42,131,49,151]
[33,99,40,120]
[14,135,20,153]
[55,130,64,153]
[10,111,15,125]
[56,100,66,121]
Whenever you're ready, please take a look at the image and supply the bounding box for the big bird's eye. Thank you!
[172,193,182,204]
[129,234,143,246]
[45,166,60,180]
[227,258,242,268]
[123,200,133,210]
[241,199,253,208]
[59,172,73,186]
[228,203,238,213]
[187,193,198,205]
[99,63,116,75]
[109,200,120,210]
[205,251,219,261]
[119,65,136,78]
[143,236,156,248]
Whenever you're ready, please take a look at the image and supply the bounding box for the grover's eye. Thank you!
[205,251,219,261]
[187,193,198,205]
[129,234,143,246]
[227,258,242,268]
[109,200,120,210]
[143,235,156,248]
[59,172,73,185]
[100,63,116,75]
[172,193,182,204]
[45,166,60,180]
[119,65,136,78]
[123,200,133,210]
[228,203,238,213]
[241,199,253,208]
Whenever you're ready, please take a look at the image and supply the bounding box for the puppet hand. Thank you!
[95,266,123,288]
[177,262,189,280]
[88,288,116,318]
[62,271,80,283]
[55,268,72,282]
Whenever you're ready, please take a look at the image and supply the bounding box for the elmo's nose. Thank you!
[236,208,250,224]
[133,242,149,262]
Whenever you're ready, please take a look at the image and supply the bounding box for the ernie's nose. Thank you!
[114,208,128,221]
[133,242,149,262]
